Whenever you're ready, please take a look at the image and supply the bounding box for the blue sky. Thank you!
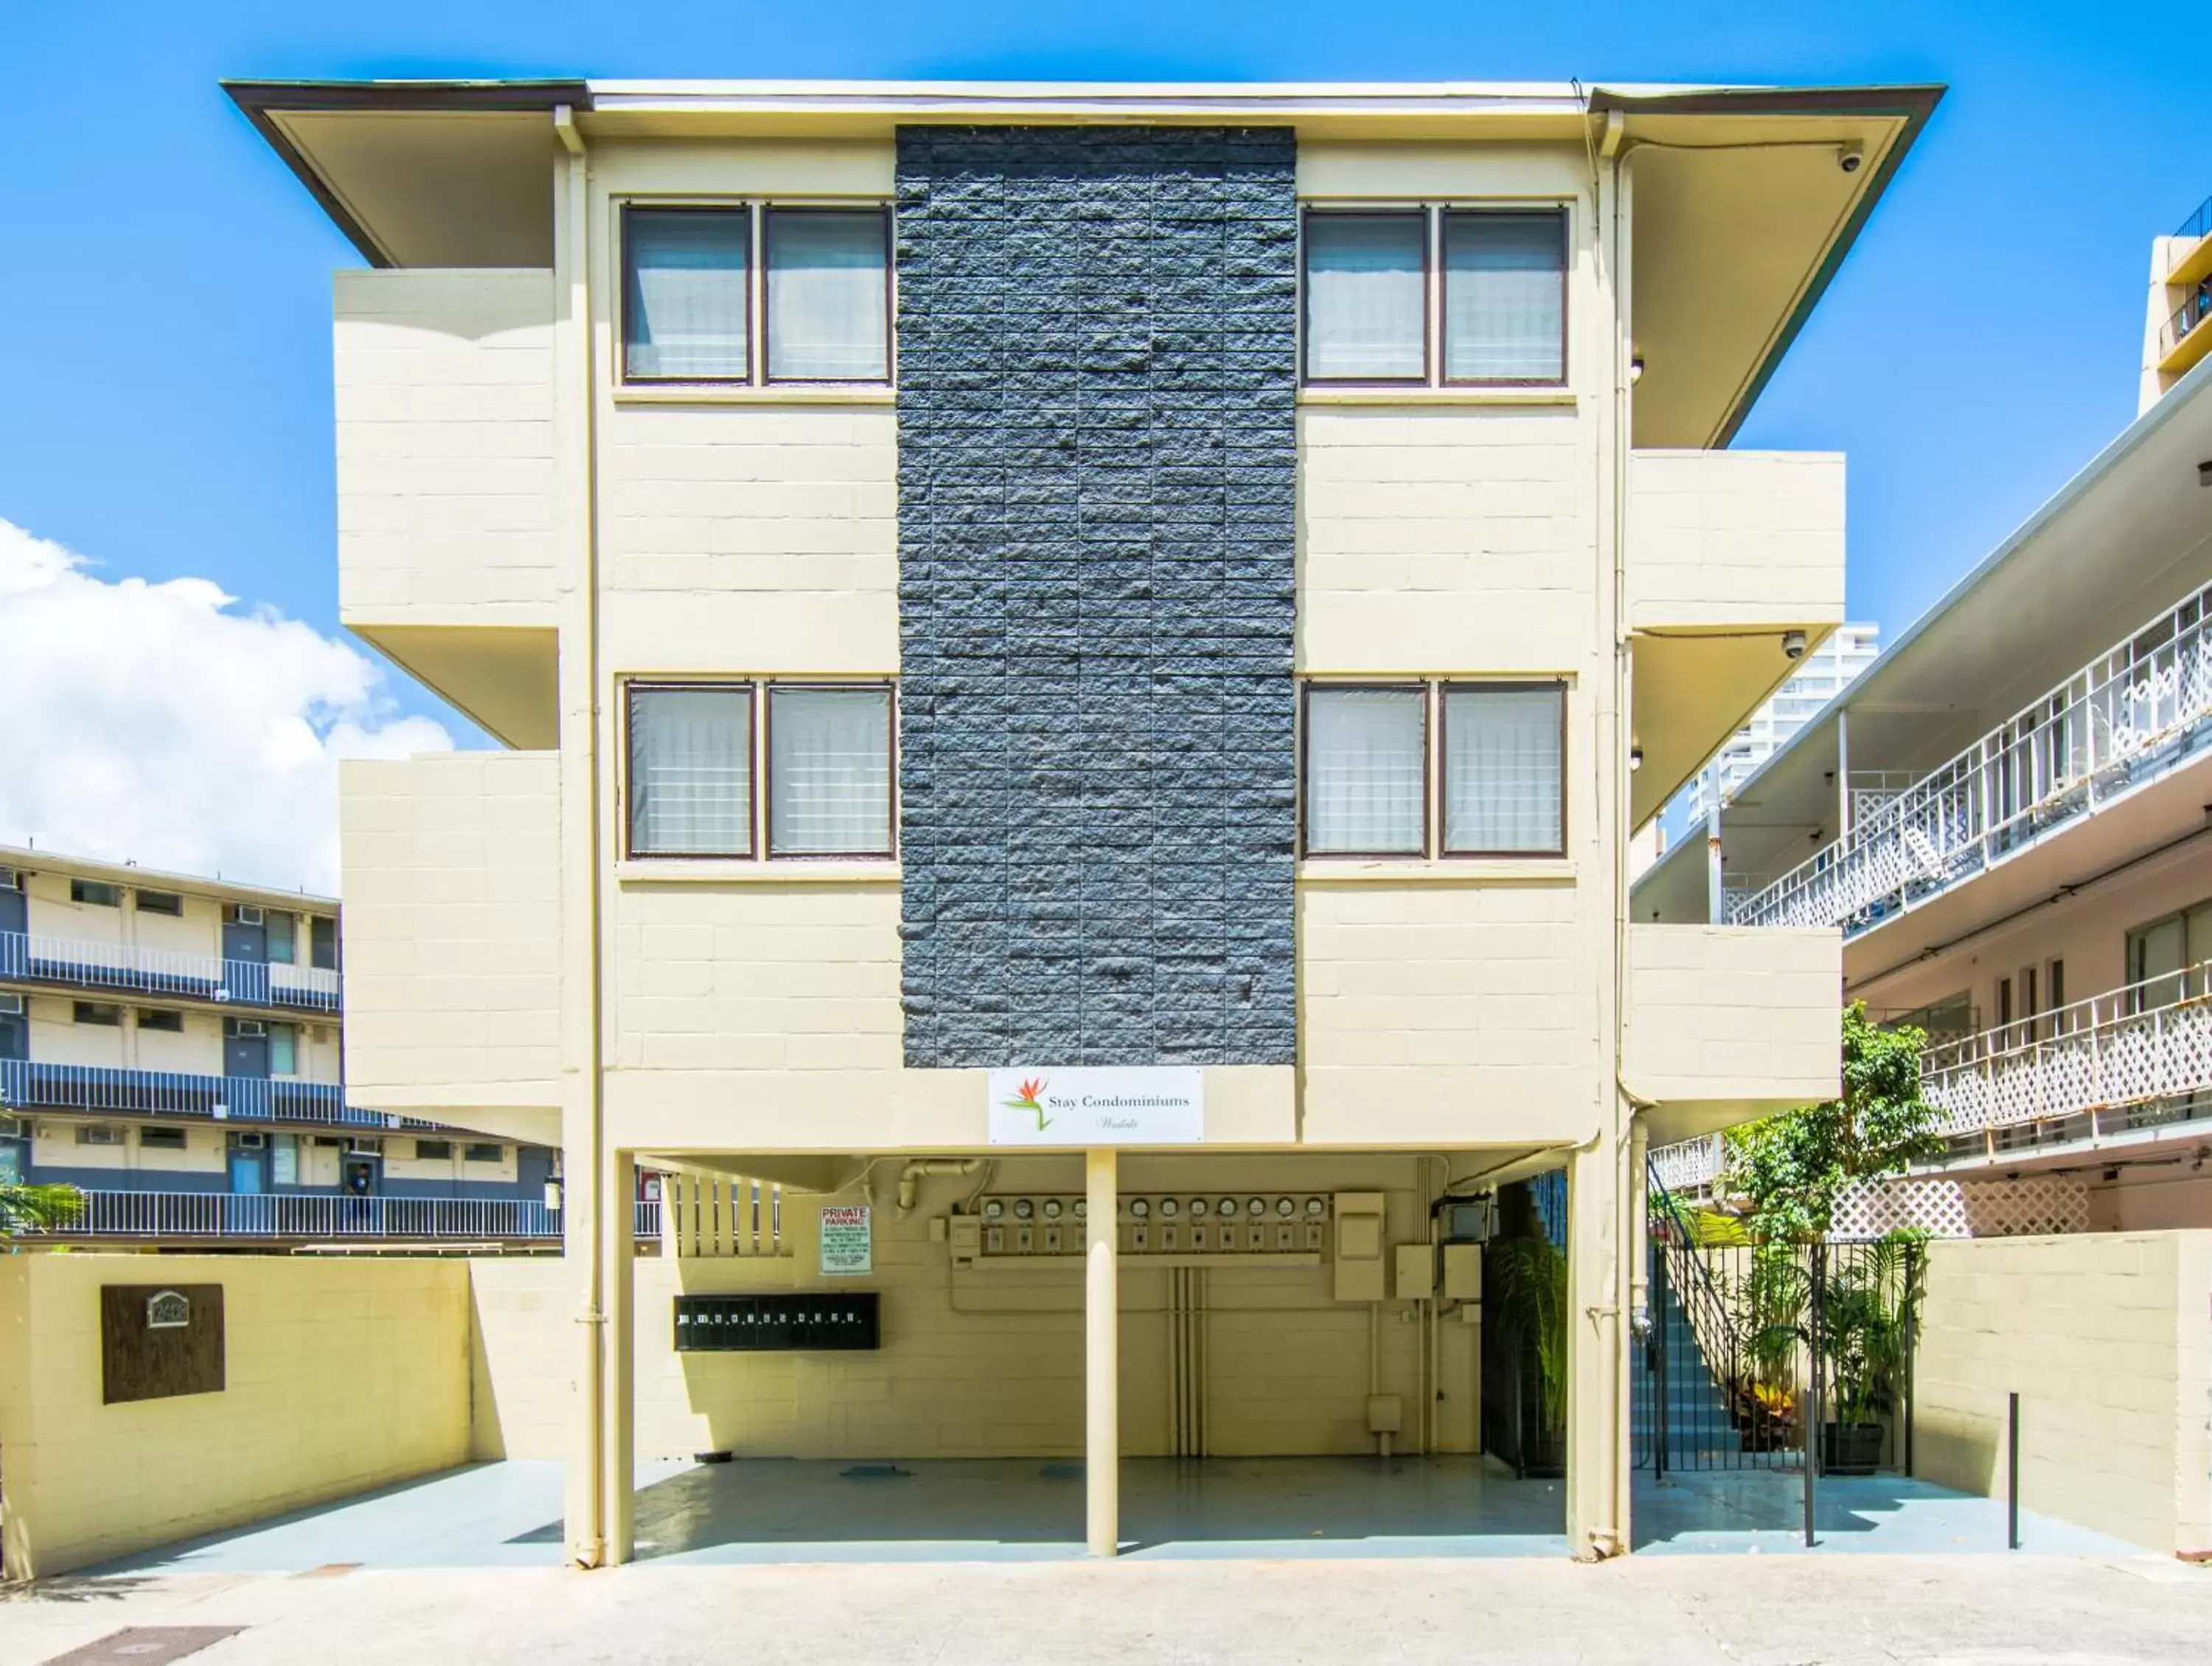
[0,1,2198,747]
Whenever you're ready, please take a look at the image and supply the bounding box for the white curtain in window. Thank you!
[1443,212,1565,383]
[625,210,749,379]
[1304,214,1426,381]
[630,687,751,855]
[769,687,892,855]
[1306,688,1426,854]
[767,210,890,381]
[1444,686,1562,853]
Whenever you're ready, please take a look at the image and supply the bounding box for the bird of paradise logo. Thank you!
[1004,1075,1051,1132]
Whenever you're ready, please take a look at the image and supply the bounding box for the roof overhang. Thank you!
[227,77,1937,443]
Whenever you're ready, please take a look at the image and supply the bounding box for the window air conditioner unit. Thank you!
[0,994,22,1016]
[234,1020,265,1037]
[0,867,18,890]
[234,905,264,927]
[234,1132,268,1150]
[80,1125,122,1146]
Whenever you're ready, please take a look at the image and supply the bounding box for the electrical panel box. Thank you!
[673,1293,880,1353]
[1333,1192,1387,1302]
[947,1216,981,1266]
[1442,1242,1482,1302]
[1394,1243,1434,1300]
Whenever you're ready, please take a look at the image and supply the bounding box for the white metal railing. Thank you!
[0,1058,400,1129]
[38,1190,664,1241]
[0,930,341,1013]
[1921,961,2212,1139]
[1735,579,2212,933]
[1650,1132,1723,1195]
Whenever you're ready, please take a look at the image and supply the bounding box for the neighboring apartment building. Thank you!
[0,845,561,1244]
[1672,622,1879,834]
[234,74,1937,1562]
[2142,188,2212,412]
[1642,219,2212,1235]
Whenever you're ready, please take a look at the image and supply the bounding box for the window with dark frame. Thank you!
[464,1142,505,1164]
[134,890,184,917]
[626,680,897,862]
[1303,206,1568,388]
[73,1000,122,1026]
[139,1126,187,1150]
[1301,680,1566,860]
[415,1139,453,1161]
[137,1008,184,1034]
[70,879,123,907]
[622,202,892,388]
[310,916,338,972]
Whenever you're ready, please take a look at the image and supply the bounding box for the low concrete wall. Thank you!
[0,1255,471,1580]
[1915,1232,2212,1555]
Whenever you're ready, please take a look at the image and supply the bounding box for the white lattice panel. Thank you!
[1833,1174,2090,1239]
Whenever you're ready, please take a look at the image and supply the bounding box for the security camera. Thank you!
[1782,630,1808,660]
[1837,144,1864,175]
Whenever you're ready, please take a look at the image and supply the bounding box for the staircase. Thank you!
[1633,1248,1746,1468]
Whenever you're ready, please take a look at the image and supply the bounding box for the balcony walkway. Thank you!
[37,1190,661,1244]
[1732,578,2212,936]
[0,928,341,1014]
[1,1058,412,1130]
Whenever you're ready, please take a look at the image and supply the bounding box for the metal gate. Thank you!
[1636,1165,1923,1491]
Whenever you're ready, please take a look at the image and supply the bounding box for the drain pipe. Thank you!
[896,1157,981,1215]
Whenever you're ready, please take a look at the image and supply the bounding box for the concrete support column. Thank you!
[1565,1140,1629,1559]
[1085,1147,1119,1557]
[599,1148,636,1566]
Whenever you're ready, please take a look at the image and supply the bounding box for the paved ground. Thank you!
[68,1457,2137,1575]
[6,1553,2211,1665]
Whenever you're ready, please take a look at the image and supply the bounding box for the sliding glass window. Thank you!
[767,685,895,857]
[1303,686,1428,855]
[622,208,751,381]
[1303,206,1567,388]
[765,208,891,383]
[627,685,754,857]
[1441,683,1565,855]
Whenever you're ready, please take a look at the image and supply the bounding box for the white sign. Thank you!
[987,1067,1205,1147]
[819,1205,873,1276]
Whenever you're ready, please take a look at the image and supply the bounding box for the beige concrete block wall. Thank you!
[340,751,562,1111]
[1914,1232,2212,1555]
[470,1156,1457,1465]
[1297,407,1592,674]
[1297,879,1597,1146]
[598,406,899,675]
[28,1121,223,1178]
[1624,924,1841,1109]
[1627,449,1845,630]
[0,1255,472,1579]
[335,268,558,626]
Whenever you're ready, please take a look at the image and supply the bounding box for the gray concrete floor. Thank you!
[72,1455,2138,1578]
[7,1552,2212,1665]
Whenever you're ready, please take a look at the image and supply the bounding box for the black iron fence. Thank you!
[1636,1173,1924,1481]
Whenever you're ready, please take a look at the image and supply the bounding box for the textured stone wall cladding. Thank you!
[895,126,1299,1068]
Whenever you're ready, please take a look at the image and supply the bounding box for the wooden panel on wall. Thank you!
[100,1283,225,1404]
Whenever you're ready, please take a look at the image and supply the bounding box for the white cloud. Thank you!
[0,519,452,896]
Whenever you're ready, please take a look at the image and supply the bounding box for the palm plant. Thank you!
[0,1177,82,1238]
[1491,1229,1571,1437]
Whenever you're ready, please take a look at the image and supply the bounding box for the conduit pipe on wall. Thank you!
[896,1157,981,1214]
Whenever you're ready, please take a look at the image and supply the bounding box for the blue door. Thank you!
[0,875,24,978]
[229,1148,267,1194]
[0,1002,24,1062]
[223,1021,271,1079]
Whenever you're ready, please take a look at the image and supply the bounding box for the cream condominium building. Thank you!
[0,845,559,1241]
[1641,205,2212,1235]
[230,74,1938,1563]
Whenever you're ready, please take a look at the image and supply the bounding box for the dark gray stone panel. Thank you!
[897,125,1298,1067]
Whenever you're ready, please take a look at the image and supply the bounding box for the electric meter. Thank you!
[1013,1198,1034,1221]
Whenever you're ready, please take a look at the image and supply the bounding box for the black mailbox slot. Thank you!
[674,1292,880,1353]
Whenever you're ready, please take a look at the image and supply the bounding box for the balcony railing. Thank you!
[36,1191,662,1242]
[2160,285,2212,363]
[1650,1133,1723,1196]
[0,1058,416,1130]
[1733,578,2212,933]
[1921,962,2212,1141]
[0,930,341,1014]
[2176,191,2212,252]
